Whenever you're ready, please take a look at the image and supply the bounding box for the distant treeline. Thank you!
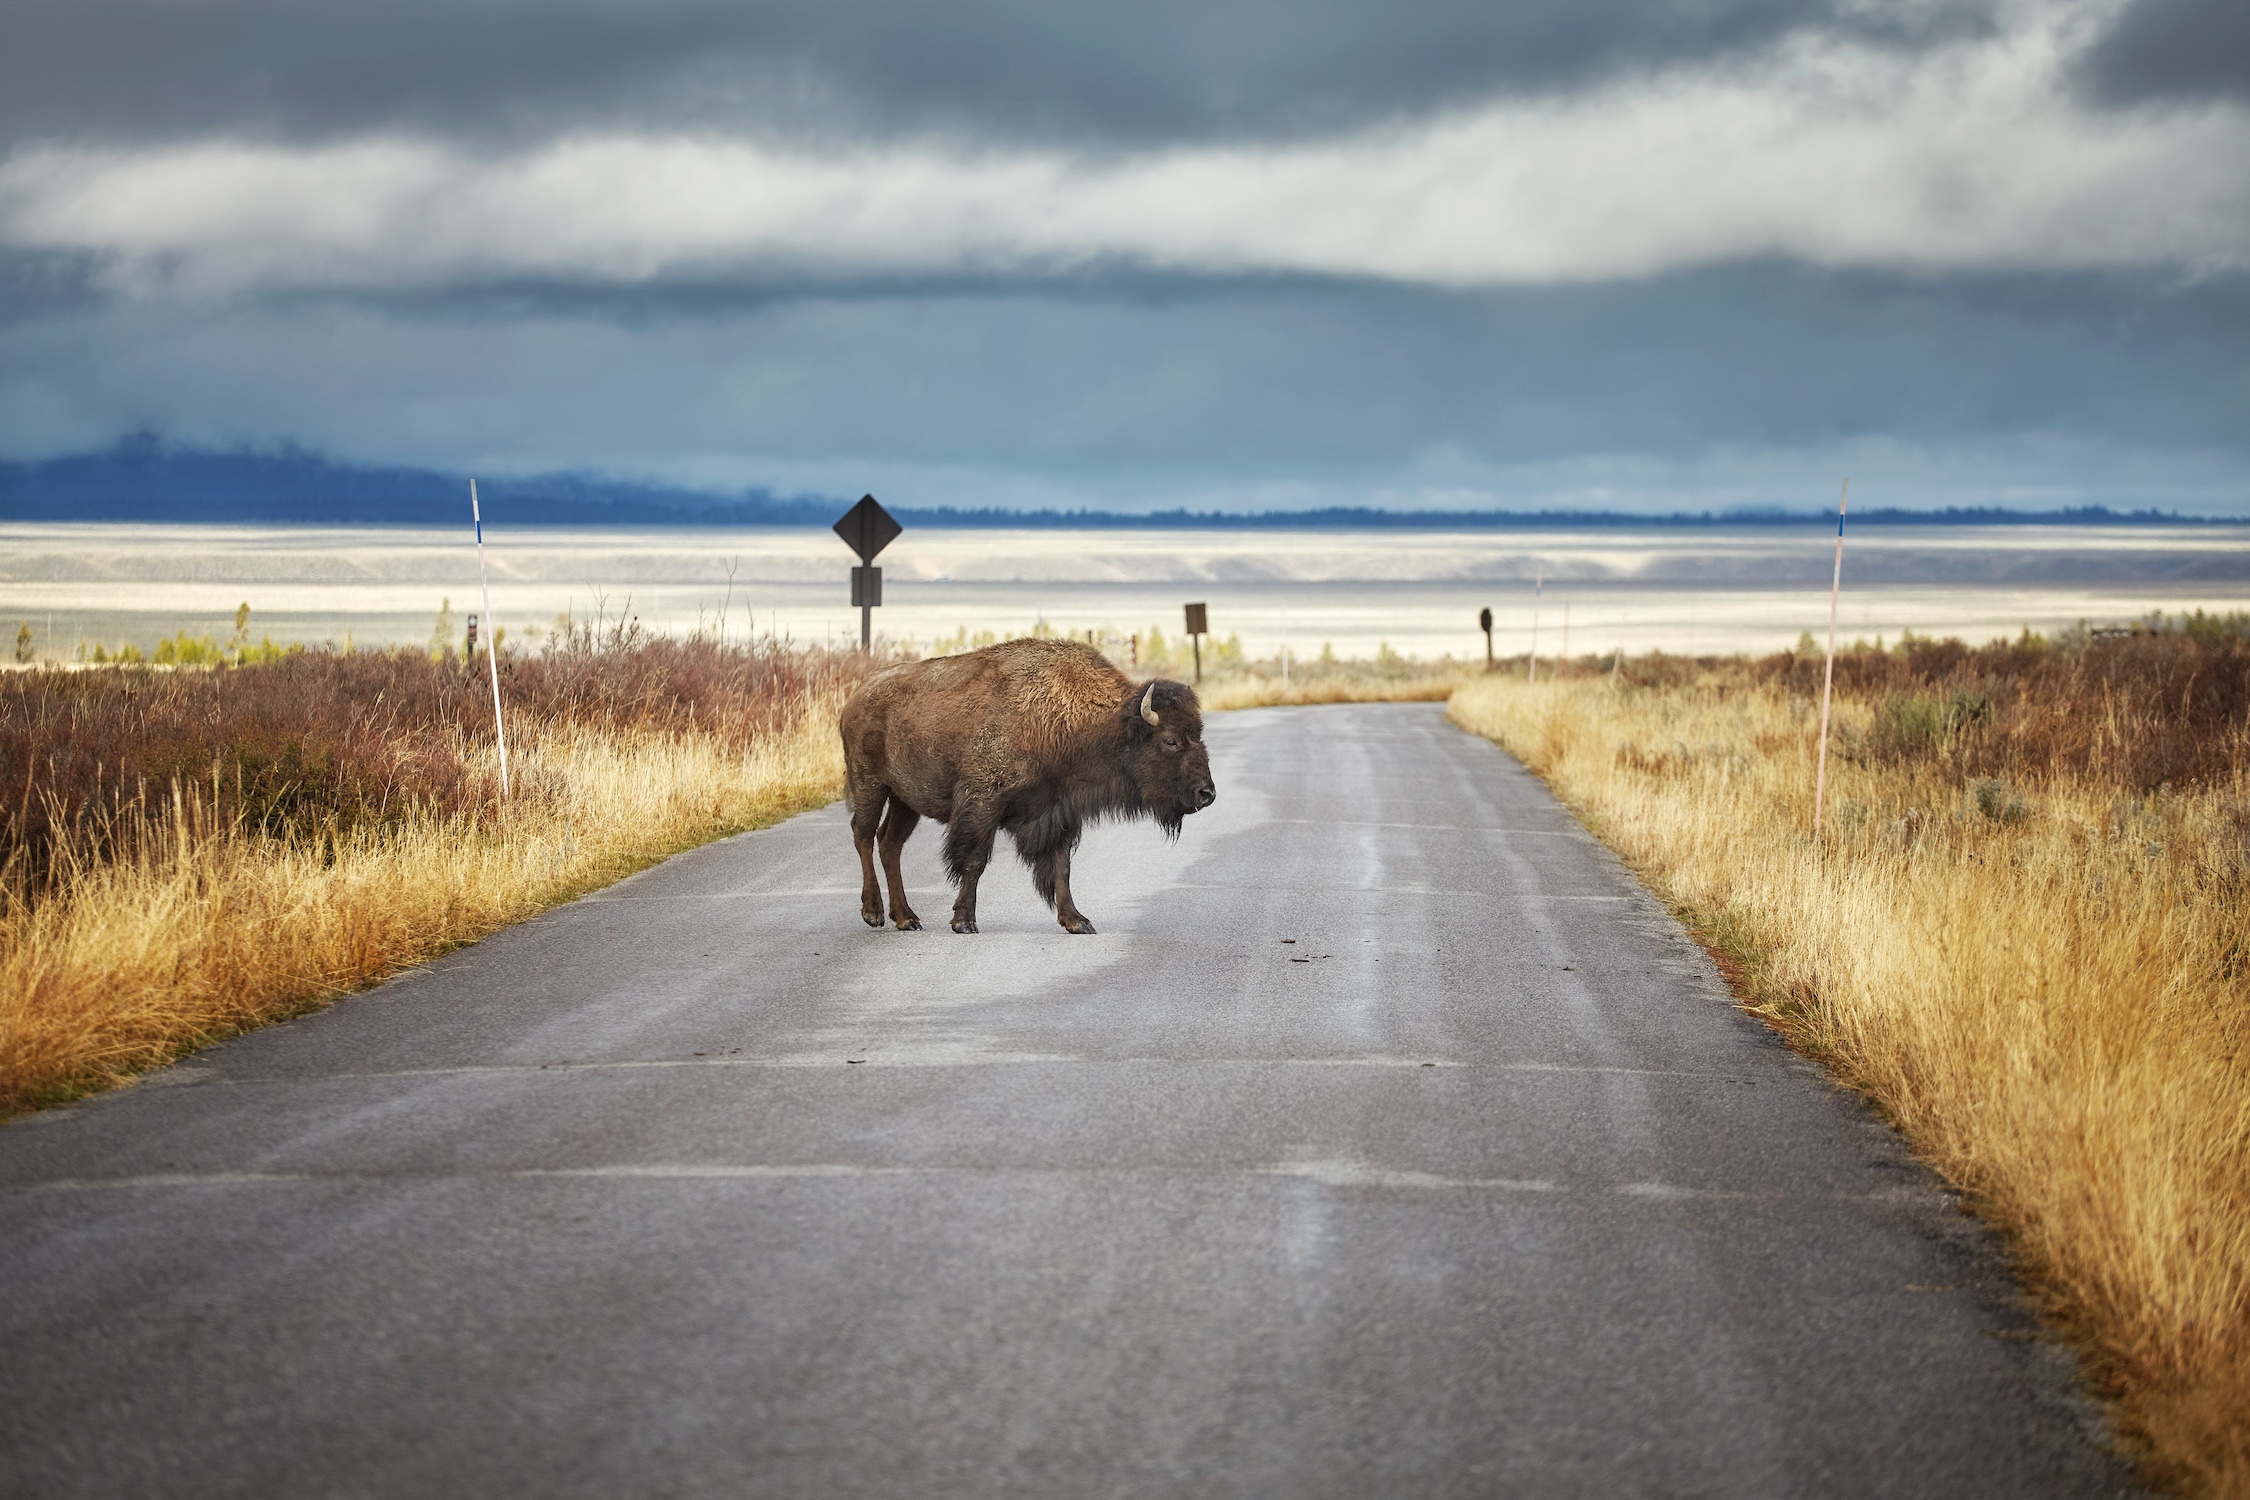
[0,438,835,528]
[0,437,2220,530]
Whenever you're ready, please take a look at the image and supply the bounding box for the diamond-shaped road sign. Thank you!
[833,494,902,564]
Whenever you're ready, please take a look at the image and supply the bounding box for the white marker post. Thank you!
[1813,478,1848,836]
[471,480,510,800]
[1528,567,1543,684]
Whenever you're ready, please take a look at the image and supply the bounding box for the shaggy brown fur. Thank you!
[838,638,1216,933]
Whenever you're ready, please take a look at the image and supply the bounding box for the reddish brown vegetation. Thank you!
[1584,621,2250,791]
[2,626,874,898]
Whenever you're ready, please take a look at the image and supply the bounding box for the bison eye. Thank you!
[1162,734,1181,751]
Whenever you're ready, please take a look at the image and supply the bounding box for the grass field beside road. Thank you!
[0,627,872,1116]
[1450,624,2250,1498]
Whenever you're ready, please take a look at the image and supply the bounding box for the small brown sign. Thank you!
[1184,602,1208,636]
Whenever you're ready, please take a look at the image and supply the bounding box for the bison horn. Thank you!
[1140,685,1161,726]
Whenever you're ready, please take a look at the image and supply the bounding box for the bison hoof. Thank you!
[895,915,922,931]
[950,916,979,934]
[1061,916,1096,935]
[860,909,883,929]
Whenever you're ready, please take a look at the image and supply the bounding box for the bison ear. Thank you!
[1140,684,1161,726]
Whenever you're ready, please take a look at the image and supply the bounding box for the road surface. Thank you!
[0,702,2133,1497]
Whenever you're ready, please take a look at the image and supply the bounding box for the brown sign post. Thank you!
[1478,606,1493,671]
[833,494,903,651]
[1183,602,1208,684]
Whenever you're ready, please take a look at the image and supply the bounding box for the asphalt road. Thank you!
[0,702,2134,1498]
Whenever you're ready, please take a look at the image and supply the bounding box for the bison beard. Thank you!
[838,638,1217,934]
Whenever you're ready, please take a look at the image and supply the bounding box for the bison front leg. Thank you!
[1020,817,1094,935]
[1043,840,1096,935]
[941,810,999,934]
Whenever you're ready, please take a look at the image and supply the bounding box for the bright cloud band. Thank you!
[4,17,2246,296]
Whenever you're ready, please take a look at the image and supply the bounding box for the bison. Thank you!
[838,637,1216,934]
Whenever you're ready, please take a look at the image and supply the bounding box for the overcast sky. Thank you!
[1,0,2245,513]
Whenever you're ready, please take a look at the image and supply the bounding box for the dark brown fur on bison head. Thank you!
[1117,677,1216,837]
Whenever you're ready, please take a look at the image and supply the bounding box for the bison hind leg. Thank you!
[849,782,888,928]
[878,800,923,930]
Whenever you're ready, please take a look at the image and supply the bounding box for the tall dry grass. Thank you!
[2,631,874,1116]
[1450,634,2250,1498]
[1198,658,1477,711]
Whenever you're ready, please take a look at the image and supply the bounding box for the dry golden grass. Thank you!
[0,711,846,1117]
[1450,667,2250,1498]
[1200,662,1477,710]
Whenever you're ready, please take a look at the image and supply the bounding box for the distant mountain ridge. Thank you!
[0,437,835,527]
[0,437,2216,529]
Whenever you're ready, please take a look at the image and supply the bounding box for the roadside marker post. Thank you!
[1184,602,1208,684]
[469,480,510,800]
[1814,478,1849,837]
[1479,607,1494,671]
[833,495,903,652]
[1528,568,1543,684]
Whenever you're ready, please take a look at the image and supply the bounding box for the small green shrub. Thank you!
[1867,689,1992,761]
[1970,778,2031,824]
[152,632,225,666]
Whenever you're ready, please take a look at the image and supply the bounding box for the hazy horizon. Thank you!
[8,519,2245,664]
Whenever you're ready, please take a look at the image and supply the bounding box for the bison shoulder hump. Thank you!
[992,641,1126,750]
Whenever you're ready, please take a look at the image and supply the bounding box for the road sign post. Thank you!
[1184,602,1208,684]
[833,495,903,651]
[1478,607,1493,671]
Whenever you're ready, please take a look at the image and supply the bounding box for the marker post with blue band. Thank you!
[471,479,510,799]
[1813,478,1848,836]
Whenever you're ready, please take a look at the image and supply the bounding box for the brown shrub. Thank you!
[1,630,876,898]
[1740,625,2250,790]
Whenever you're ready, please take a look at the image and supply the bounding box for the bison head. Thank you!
[1120,680,1216,834]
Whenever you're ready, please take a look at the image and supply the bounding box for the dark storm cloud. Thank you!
[4,0,2242,517]
[0,0,2000,149]
[287,265,2250,466]
[8,265,2244,484]
[2080,0,2250,103]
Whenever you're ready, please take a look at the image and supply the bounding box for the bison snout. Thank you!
[1192,782,1216,811]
